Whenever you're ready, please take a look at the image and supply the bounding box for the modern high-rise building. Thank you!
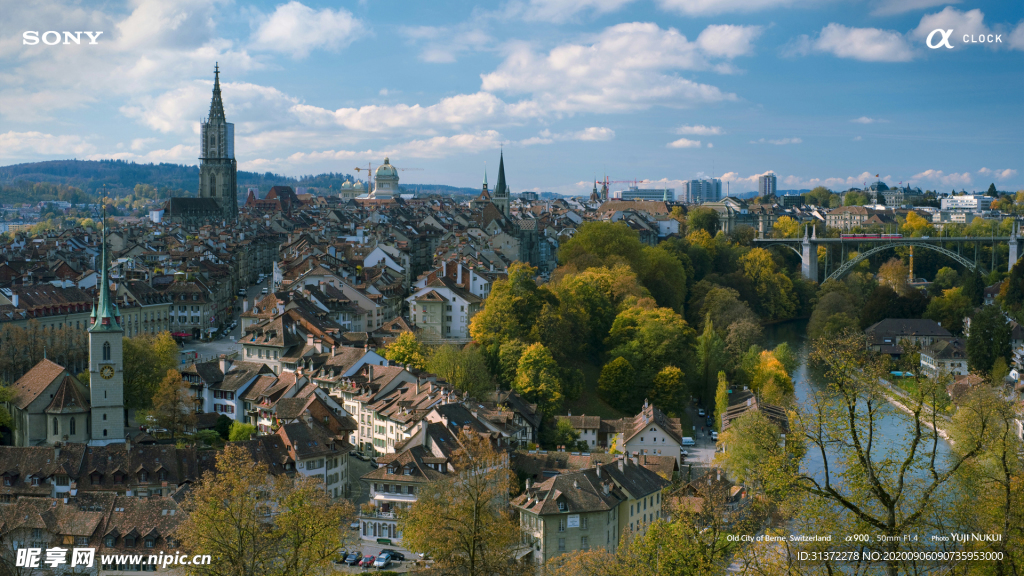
[684,179,721,203]
[758,173,777,198]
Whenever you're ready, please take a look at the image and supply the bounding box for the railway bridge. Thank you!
[753,224,1023,282]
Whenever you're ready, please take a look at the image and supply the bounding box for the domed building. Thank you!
[339,179,365,199]
[367,157,399,199]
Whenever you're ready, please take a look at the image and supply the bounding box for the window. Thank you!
[407,485,415,495]
[53,418,59,435]
[558,519,565,532]
[581,516,588,530]
[30,476,39,486]
[103,341,111,361]
[558,538,565,551]
[2,477,9,487]
[76,537,89,546]
[558,501,567,512]
[139,471,149,483]
[125,537,136,548]
[145,539,155,549]
[105,536,115,547]
[581,536,588,549]
[70,418,76,435]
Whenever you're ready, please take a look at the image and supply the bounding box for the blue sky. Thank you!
[1,0,1021,195]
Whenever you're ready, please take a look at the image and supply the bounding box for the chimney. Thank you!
[442,261,447,276]
[617,458,624,472]
[525,478,532,490]
[596,466,601,478]
[219,355,232,375]
[717,469,721,482]
[331,345,336,357]
[11,294,17,308]
[429,382,435,394]
[367,364,374,381]
[415,377,422,395]
[457,265,462,285]
[314,338,322,353]
[307,332,314,347]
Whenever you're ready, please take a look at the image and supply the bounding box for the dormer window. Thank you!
[113,473,124,483]
[91,473,102,483]
[159,470,167,482]
[30,477,39,486]
[558,501,567,512]
[125,537,136,548]
[145,539,155,549]
[139,471,149,483]
[105,536,115,547]
[2,477,10,487]
[403,466,412,476]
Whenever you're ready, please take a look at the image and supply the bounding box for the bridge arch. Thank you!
[824,241,984,283]
[761,241,802,258]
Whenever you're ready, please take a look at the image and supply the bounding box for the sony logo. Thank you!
[23,31,104,45]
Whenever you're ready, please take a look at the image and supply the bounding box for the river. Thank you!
[762,320,953,481]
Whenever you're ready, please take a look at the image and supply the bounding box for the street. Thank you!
[679,400,719,481]
[179,277,269,365]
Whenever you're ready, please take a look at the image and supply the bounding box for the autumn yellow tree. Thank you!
[771,216,801,239]
[148,369,195,439]
[399,432,527,576]
[876,257,910,296]
[750,351,793,404]
[381,331,427,370]
[123,331,179,410]
[178,445,353,576]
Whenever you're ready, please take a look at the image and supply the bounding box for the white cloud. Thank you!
[520,127,615,145]
[978,167,1018,180]
[813,23,915,62]
[85,144,199,164]
[656,0,800,16]
[676,124,724,135]
[870,0,959,17]
[513,0,638,22]
[911,169,973,186]
[911,8,997,50]
[291,92,505,132]
[250,1,365,59]
[667,138,702,148]
[1011,22,1024,50]
[130,138,156,151]
[480,23,740,116]
[853,136,862,141]
[0,131,95,156]
[400,20,493,63]
[696,25,763,58]
[851,116,887,124]
[750,137,802,145]
[707,142,714,148]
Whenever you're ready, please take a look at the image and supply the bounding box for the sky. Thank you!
[0,0,1022,196]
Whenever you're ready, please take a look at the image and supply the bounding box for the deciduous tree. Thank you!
[179,445,354,576]
[513,343,563,416]
[381,331,426,370]
[123,331,179,411]
[149,369,195,439]
[399,432,526,576]
[598,356,636,408]
[425,343,493,399]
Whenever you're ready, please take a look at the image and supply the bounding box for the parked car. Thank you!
[360,556,375,568]
[697,408,706,417]
[333,552,348,565]
[379,549,404,561]
[711,431,718,441]
[350,521,361,530]
[680,450,688,459]
[373,554,392,569]
[262,287,268,295]
[369,458,379,469]
[146,427,169,435]
[706,417,714,428]
[681,437,696,446]
[345,552,361,565]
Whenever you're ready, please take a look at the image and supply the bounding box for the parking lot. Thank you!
[331,546,424,574]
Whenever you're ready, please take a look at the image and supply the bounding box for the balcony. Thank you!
[360,510,396,519]
[371,492,416,503]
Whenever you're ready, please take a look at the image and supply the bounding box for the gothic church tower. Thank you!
[493,151,510,217]
[199,63,238,221]
[89,211,126,445]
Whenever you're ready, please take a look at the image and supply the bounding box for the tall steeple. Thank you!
[493,150,509,217]
[90,208,121,332]
[208,62,226,123]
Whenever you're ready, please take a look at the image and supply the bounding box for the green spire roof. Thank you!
[208,62,226,123]
[90,209,122,333]
[495,151,507,198]
[483,166,488,187]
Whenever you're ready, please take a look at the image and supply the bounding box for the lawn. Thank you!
[562,362,627,420]
[892,377,954,413]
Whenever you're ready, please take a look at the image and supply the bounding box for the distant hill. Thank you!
[0,159,358,198]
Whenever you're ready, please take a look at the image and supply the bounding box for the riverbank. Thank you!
[876,377,954,444]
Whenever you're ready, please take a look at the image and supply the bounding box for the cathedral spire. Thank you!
[208,62,226,123]
[91,208,121,332]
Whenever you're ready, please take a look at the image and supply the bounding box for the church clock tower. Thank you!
[199,63,238,221]
[89,211,126,445]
